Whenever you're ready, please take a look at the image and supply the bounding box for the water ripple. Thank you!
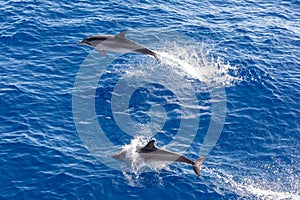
[0,0,299,199]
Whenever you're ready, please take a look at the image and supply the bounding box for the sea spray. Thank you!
[156,43,242,88]
[119,136,170,175]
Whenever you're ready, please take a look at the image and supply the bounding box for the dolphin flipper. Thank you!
[99,50,108,57]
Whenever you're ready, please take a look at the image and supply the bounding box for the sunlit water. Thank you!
[1,0,299,199]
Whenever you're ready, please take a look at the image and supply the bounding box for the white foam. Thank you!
[204,167,300,200]
[155,44,242,88]
[120,136,172,176]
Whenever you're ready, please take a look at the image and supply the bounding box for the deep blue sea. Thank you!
[1,0,299,199]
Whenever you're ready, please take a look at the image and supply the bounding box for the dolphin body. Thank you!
[113,140,206,176]
[78,31,160,60]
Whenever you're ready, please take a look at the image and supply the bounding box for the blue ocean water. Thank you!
[1,0,299,199]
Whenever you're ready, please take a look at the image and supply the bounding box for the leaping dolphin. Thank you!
[113,140,206,176]
[78,31,160,60]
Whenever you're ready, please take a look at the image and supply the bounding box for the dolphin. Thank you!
[113,140,206,176]
[78,31,160,60]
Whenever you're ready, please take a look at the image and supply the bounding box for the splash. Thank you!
[120,136,146,173]
[122,40,242,89]
[155,43,242,88]
[119,136,170,176]
[118,136,168,187]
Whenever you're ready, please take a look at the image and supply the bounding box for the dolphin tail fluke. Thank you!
[134,48,160,61]
[192,156,206,176]
[153,53,160,61]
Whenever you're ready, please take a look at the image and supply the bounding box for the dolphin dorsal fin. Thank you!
[115,30,127,38]
[142,140,158,151]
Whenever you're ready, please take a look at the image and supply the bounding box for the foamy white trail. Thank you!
[204,167,300,200]
[158,51,203,80]
[154,44,241,87]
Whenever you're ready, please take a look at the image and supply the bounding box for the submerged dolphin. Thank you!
[78,31,160,60]
[113,140,206,176]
